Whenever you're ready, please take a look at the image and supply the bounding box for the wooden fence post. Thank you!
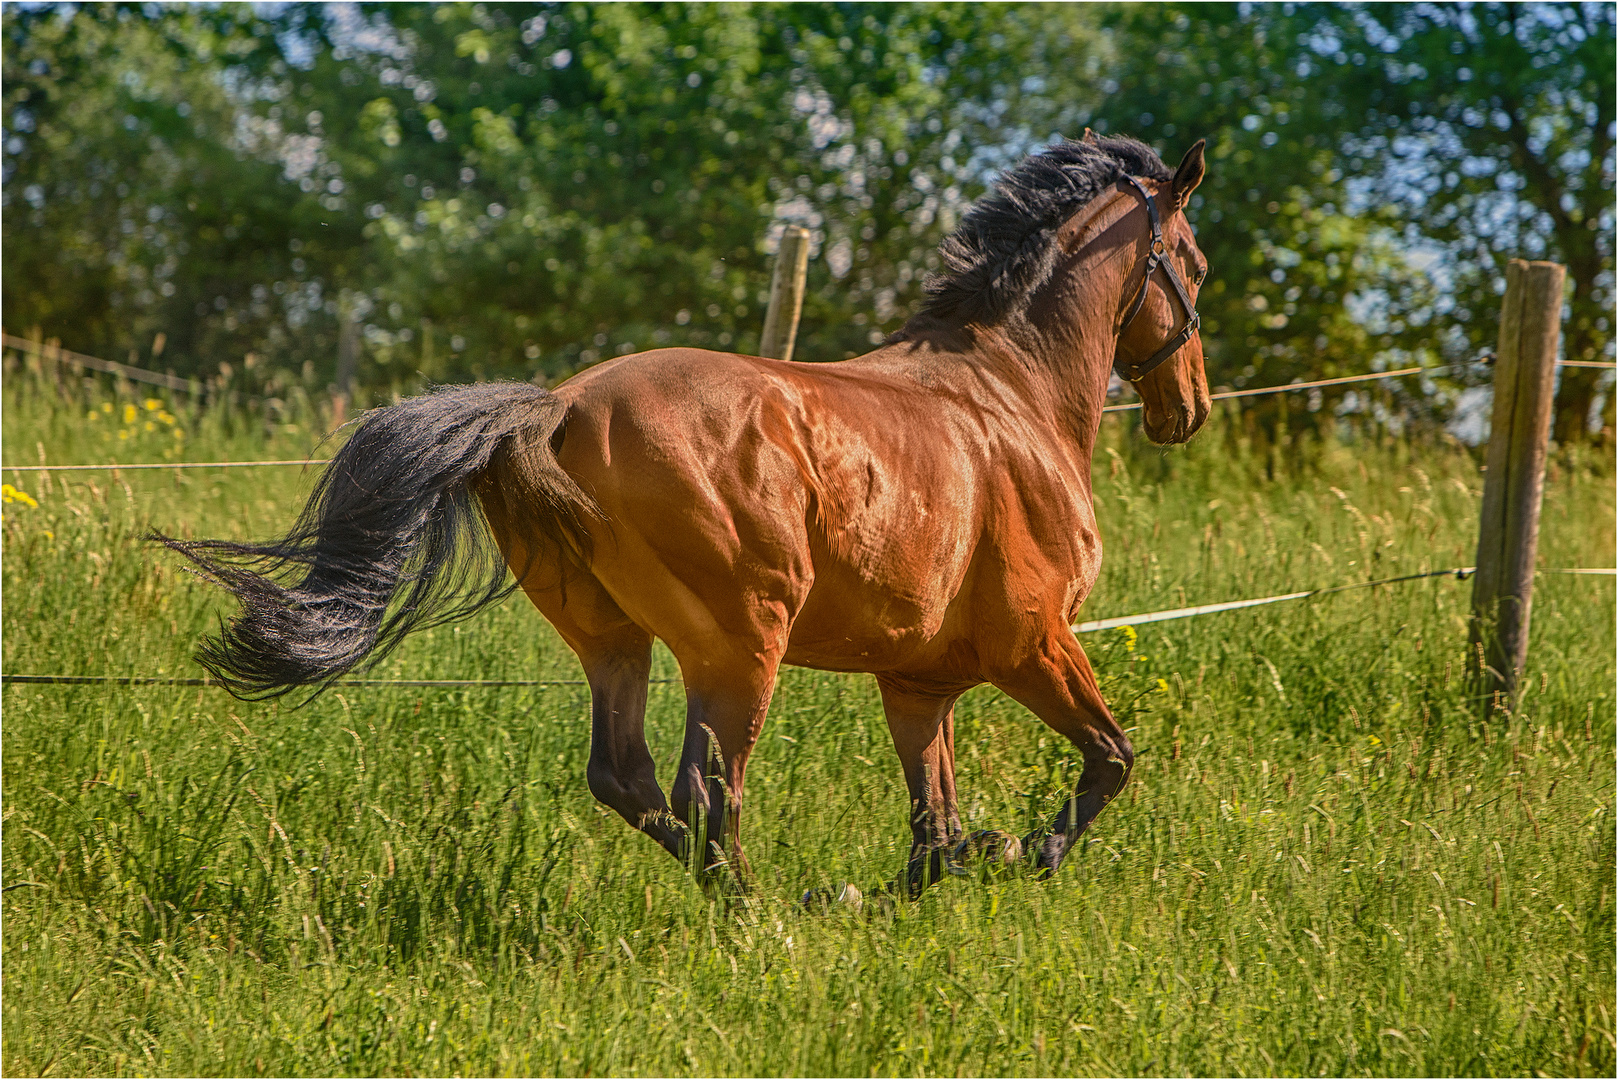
[759,226,811,361]
[1469,258,1566,707]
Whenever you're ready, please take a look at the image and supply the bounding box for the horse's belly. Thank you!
[782,556,959,671]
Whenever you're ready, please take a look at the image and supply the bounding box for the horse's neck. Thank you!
[1012,244,1136,447]
[895,244,1127,447]
[991,319,1117,451]
[876,316,1115,457]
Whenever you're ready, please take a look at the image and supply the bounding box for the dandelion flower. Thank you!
[1,483,39,508]
[144,398,162,411]
[101,402,113,414]
[123,403,137,424]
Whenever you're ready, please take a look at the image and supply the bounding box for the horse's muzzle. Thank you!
[1143,401,1198,445]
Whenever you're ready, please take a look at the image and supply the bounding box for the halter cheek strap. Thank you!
[1114,175,1201,383]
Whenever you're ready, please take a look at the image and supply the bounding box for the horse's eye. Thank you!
[1193,267,1207,286]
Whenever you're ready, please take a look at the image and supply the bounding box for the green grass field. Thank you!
[3,369,1614,1077]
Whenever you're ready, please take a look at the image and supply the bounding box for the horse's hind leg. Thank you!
[877,679,967,897]
[502,541,687,861]
[576,626,688,861]
[990,632,1135,877]
[668,643,786,887]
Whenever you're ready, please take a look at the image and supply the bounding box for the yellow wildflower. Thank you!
[123,403,137,424]
[144,398,162,411]
[1120,625,1138,653]
[1,483,39,508]
[101,402,113,414]
[1155,678,1169,693]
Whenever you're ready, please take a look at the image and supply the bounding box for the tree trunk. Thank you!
[1553,256,1609,444]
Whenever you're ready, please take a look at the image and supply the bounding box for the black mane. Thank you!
[919,134,1173,326]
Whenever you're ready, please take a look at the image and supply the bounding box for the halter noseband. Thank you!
[1114,175,1201,383]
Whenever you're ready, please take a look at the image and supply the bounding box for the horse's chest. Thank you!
[1062,564,1100,624]
[1022,494,1103,622]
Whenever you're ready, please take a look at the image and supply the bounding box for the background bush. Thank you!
[4,2,1613,438]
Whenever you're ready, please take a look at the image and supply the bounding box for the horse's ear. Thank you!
[1170,139,1207,212]
[1081,128,1099,145]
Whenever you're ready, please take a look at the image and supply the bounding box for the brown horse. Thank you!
[157,133,1211,897]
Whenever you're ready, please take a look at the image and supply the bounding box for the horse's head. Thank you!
[1111,140,1211,445]
[914,133,1214,443]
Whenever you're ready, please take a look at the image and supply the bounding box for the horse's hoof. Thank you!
[953,829,1024,876]
[863,888,896,917]
[799,882,863,914]
[692,841,751,899]
[1021,830,1064,879]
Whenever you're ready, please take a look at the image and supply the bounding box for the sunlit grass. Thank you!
[3,371,1614,1076]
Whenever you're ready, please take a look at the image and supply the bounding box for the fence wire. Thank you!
[1,359,1548,471]
[4,354,1614,473]
[5,567,1608,691]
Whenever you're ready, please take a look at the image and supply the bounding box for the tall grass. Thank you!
[3,368,1613,1076]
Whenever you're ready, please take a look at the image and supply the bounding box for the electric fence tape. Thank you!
[4,567,1609,689]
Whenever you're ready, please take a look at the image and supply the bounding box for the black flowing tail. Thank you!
[152,382,598,699]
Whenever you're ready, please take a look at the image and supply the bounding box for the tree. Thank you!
[16,1,1600,445]
[2,5,319,379]
[283,1,1102,380]
[1323,2,1615,441]
[1086,3,1444,420]
[5,2,1108,390]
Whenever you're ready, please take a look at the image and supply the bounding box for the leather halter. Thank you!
[1114,175,1201,383]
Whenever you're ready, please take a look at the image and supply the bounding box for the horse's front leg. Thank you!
[990,631,1135,877]
[876,679,968,897]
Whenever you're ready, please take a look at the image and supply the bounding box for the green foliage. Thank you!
[1091,6,1445,407]
[3,2,1100,390]
[334,2,1096,375]
[3,368,1613,1075]
[1,5,317,377]
[1093,2,1615,437]
[1324,2,1616,440]
[1,3,1610,424]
